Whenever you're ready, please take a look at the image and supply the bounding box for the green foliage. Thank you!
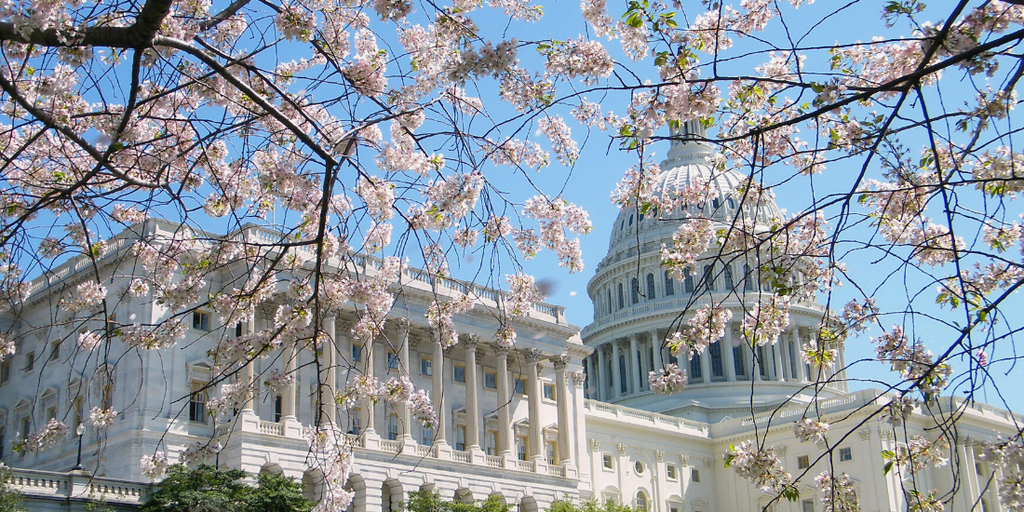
[407,489,512,512]
[140,465,311,512]
[0,467,25,512]
[548,498,638,512]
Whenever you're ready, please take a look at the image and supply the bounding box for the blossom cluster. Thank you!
[667,303,732,358]
[981,436,1024,511]
[815,471,859,512]
[724,440,794,495]
[519,196,592,272]
[883,436,950,475]
[660,219,714,280]
[140,453,169,480]
[793,418,829,446]
[873,326,952,399]
[16,418,68,455]
[307,427,356,512]
[648,364,686,394]
[742,295,791,346]
[88,407,118,429]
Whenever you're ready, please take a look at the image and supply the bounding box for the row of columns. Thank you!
[235,315,581,469]
[587,325,841,400]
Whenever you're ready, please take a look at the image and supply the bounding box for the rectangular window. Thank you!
[192,311,210,331]
[274,395,283,423]
[514,378,526,395]
[684,271,694,293]
[516,437,528,461]
[703,265,715,291]
[546,441,557,465]
[691,468,701,483]
[45,406,57,421]
[455,425,467,451]
[664,271,675,296]
[798,455,810,469]
[421,424,433,445]
[453,364,466,383]
[0,362,10,385]
[421,356,433,376]
[49,341,60,362]
[603,453,614,469]
[351,344,363,363]
[839,447,853,462]
[689,353,702,382]
[485,431,497,455]
[386,414,399,440]
[733,345,747,378]
[758,345,769,378]
[20,418,29,439]
[348,408,362,435]
[0,428,5,459]
[387,352,399,369]
[709,343,724,378]
[23,352,33,372]
[802,500,815,512]
[543,383,555,401]
[189,381,207,422]
[235,322,243,337]
[484,371,497,389]
[666,465,677,480]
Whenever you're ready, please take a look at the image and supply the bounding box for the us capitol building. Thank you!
[0,127,1016,512]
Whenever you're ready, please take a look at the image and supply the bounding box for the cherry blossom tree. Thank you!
[0,0,1022,510]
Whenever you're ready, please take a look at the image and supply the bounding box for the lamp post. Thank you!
[73,424,85,471]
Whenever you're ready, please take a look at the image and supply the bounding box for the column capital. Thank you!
[462,333,479,351]
[655,450,665,462]
[552,353,570,370]
[616,443,628,456]
[394,317,412,336]
[493,345,511,358]
[589,438,601,451]
[523,347,542,364]
[571,371,586,388]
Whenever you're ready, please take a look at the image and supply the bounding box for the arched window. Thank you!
[703,265,715,291]
[631,278,640,304]
[744,264,754,291]
[618,283,625,309]
[664,271,675,296]
[635,491,649,511]
[724,265,734,290]
[606,289,613,315]
[684,270,694,294]
[646,273,656,300]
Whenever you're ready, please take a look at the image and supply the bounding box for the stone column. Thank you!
[554,354,571,465]
[596,347,607,401]
[700,348,712,383]
[723,324,737,381]
[753,343,762,382]
[963,441,981,511]
[638,337,650,391]
[364,339,377,434]
[569,370,585,471]
[772,342,785,382]
[464,336,481,452]
[779,337,792,381]
[651,330,662,371]
[629,334,639,393]
[431,333,447,446]
[283,344,297,419]
[525,349,543,461]
[397,319,413,444]
[793,330,807,382]
[241,320,256,412]
[495,346,512,455]
[320,315,337,426]
[611,342,622,399]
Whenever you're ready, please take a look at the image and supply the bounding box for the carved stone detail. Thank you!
[589,438,601,451]
[858,428,871,442]
[552,353,570,370]
[523,348,542,364]
[680,454,690,466]
[617,443,627,455]
[571,371,586,388]
[655,450,665,462]
[462,334,479,352]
